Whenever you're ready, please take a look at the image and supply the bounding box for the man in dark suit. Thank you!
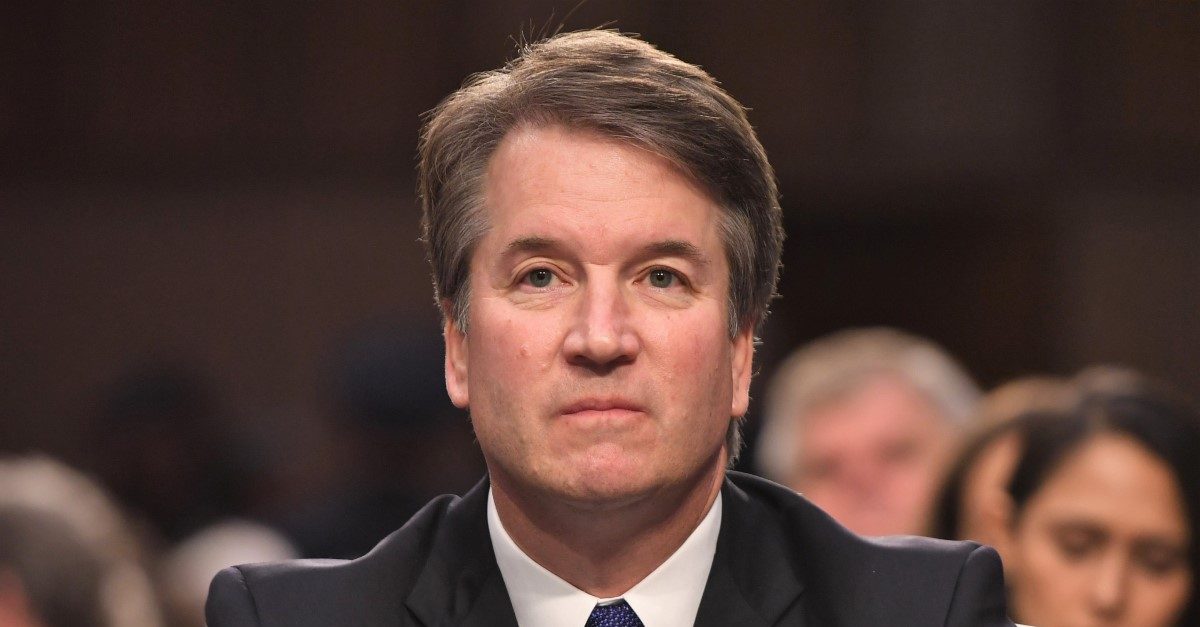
[208,30,1015,626]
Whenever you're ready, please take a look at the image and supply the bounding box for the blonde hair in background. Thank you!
[0,455,164,627]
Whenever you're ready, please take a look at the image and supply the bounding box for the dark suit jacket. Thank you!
[207,472,1014,626]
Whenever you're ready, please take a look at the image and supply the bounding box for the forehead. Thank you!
[800,376,947,447]
[478,124,726,261]
[1024,433,1189,537]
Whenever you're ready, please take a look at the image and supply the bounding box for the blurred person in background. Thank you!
[999,368,1200,627]
[930,375,1074,562]
[272,317,484,559]
[89,363,249,544]
[0,455,163,627]
[161,520,298,627]
[757,327,981,536]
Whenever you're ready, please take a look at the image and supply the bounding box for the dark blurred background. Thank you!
[1,0,1197,554]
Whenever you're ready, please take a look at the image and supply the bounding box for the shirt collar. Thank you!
[488,488,722,627]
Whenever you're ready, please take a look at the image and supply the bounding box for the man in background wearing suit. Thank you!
[207,30,1015,626]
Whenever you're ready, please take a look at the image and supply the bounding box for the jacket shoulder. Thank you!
[205,493,458,627]
[724,472,1012,626]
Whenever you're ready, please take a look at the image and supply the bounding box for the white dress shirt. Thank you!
[487,489,722,627]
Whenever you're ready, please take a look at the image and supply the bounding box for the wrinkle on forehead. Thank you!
[486,124,714,211]
[501,235,715,269]
[481,125,725,270]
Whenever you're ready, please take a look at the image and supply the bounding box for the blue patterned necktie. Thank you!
[584,599,645,627]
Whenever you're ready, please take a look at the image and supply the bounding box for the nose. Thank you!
[562,277,640,372]
[1087,552,1129,620]
[838,455,887,501]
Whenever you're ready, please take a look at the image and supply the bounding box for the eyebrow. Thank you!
[503,236,560,255]
[502,236,712,267]
[643,239,712,267]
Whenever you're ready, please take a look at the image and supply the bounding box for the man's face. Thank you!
[444,124,754,508]
[789,375,955,536]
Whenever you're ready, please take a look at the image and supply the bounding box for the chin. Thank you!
[553,464,661,509]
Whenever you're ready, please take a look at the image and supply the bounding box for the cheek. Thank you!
[1019,533,1061,573]
[892,465,936,493]
[680,333,732,421]
[475,314,552,373]
[646,319,731,449]
[1134,572,1193,622]
[670,320,728,381]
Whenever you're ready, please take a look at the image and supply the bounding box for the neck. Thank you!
[491,460,726,598]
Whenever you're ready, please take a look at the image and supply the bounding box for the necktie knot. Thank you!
[585,599,644,627]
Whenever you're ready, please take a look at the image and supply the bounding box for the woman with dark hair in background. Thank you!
[930,376,1072,556]
[999,369,1200,627]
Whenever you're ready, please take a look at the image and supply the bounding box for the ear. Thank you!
[980,490,1016,573]
[730,326,755,418]
[442,301,469,409]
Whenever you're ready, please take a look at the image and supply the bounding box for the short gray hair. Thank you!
[757,327,981,482]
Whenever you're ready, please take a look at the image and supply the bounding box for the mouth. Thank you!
[558,398,646,423]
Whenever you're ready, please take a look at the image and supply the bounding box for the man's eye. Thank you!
[647,268,678,289]
[524,268,555,288]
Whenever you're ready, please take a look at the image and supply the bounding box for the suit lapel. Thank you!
[694,476,806,627]
[405,478,518,627]
[401,474,806,626]
[457,569,519,627]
